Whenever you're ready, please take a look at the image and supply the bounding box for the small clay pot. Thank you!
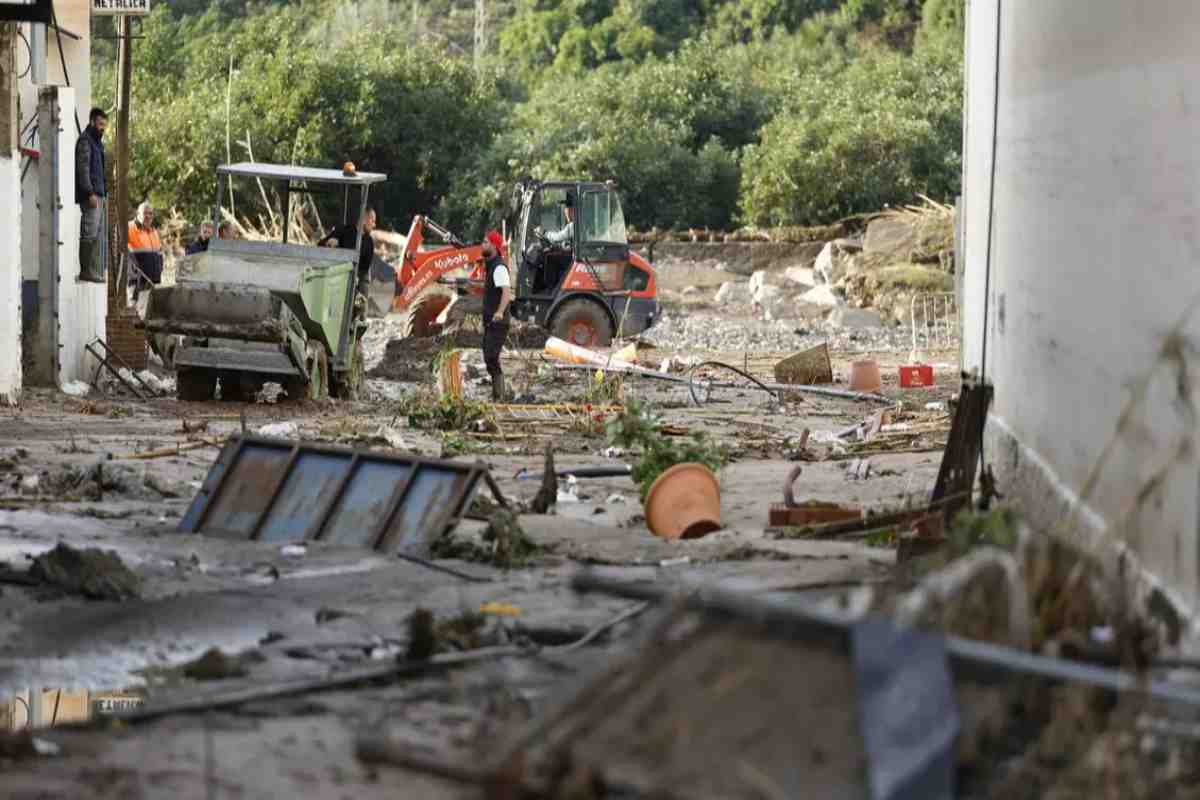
[849,359,882,393]
[645,463,721,540]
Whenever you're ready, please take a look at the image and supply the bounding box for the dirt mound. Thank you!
[30,543,141,601]
[368,325,549,384]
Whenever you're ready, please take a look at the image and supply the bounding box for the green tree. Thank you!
[739,41,962,226]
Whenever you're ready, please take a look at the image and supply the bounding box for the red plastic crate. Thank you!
[899,364,934,388]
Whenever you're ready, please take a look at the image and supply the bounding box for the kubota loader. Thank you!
[390,179,660,348]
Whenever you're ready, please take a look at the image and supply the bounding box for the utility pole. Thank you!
[473,0,488,71]
[111,14,132,309]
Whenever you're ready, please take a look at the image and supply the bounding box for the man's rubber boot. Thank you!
[78,239,105,284]
[491,375,506,403]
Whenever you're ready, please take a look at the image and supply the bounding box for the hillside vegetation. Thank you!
[92,0,965,237]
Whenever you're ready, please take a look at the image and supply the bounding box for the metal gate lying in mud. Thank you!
[179,435,506,556]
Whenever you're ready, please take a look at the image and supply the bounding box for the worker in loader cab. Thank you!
[482,230,512,402]
[542,193,575,248]
[319,208,377,295]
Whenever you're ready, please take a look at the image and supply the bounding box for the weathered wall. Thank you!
[0,154,22,405]
[961,0,1200,619]
[1,25,23,405]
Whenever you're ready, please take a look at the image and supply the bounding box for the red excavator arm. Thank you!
[392,215,488,313]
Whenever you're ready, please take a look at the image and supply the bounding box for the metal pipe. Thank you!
[572,572,1200,707]
[552,363,892,404]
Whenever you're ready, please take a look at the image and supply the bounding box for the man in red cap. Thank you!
[481,229,511,401]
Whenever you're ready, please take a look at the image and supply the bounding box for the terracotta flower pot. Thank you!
[645,463,721,540]
[849,359,882,393]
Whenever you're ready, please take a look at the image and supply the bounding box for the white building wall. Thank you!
[16,5,102,387]
[962,0,1200,617]
[0,154,22,405]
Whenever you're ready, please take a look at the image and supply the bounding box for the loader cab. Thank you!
[513,181,633,297]
[509,179,659,347]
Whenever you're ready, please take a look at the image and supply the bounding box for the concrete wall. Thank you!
[0,154,21,405]
[1,25,22,405]
[16,8,102,388]
[961,0,1200,619]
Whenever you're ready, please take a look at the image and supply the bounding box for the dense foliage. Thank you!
[94,0,965,236]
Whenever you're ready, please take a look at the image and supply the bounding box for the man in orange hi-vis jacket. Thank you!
[127,202,163,301]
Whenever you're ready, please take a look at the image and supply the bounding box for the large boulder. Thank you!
[814,240,860,285]
[828,307,885,330]
[748,269,771,299]
[714,281,751,305]
[801,285,844,308]
[864,216,915,257]
[784,266,815,288]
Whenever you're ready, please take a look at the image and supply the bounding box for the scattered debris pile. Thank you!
[29,543,141,601]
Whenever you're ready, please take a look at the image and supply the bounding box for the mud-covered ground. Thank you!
[0,273,966,798]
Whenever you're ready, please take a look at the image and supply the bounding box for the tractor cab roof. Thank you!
[218,163,388,186]
[535,180,614,193]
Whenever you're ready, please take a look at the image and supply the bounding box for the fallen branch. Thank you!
[545,601,651,653]
[116,645,528,724]
[115,439,224,460]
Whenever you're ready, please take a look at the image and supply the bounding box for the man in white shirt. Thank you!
[481,230,512,401]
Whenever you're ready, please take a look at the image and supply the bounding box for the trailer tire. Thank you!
[550,298,614,348]
[331,338,364,400]
[177,368,218,402]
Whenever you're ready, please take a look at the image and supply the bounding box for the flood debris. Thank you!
[406,608,437,661]
[181,647,265,681]
[530,445,558,514]
[180,435,506,557]
[606,400,729,503]
[254,382,287,404]
[774,342,833,385]
[29,543,141,601]
[484,509,540,567]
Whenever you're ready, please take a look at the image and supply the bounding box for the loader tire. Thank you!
[550,298,614,348]
[400,287,456,339]
[177,367,218,402]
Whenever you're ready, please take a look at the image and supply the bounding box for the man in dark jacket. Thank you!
[481,230,512,402]
[319,208,376,295]
[185,222,213,255]
[75,108,108,284]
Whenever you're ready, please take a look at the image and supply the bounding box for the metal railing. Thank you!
[910,292,959,362]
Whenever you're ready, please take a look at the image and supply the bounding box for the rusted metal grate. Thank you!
[179,436,506,556]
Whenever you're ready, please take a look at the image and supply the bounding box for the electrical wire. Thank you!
[49,5,82,136]
[685,360,779,406]
[16,26,33,79]
[976,0,1003,476]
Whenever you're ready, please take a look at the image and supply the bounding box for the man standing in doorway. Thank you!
[75,108,108,284]
[481,229,511,402]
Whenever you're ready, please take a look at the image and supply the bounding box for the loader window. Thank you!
[580,191,627,246]
[537,188,571,233]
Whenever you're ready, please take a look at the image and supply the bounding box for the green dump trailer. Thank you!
[144,163,386,402]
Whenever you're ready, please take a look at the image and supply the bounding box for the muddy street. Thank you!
[0,267,971,797]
